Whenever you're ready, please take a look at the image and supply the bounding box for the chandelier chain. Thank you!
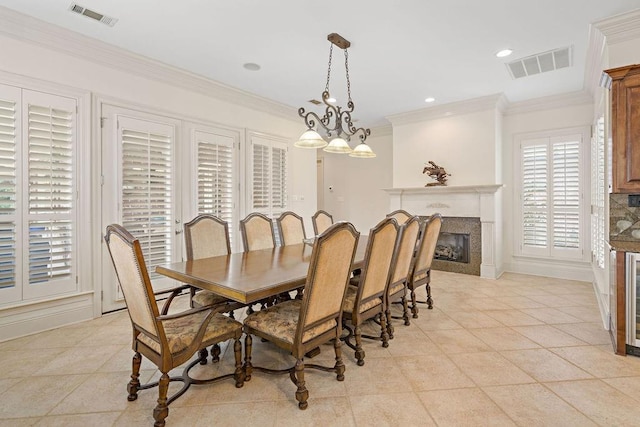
[345,48,352,103]
[325,44,333,93]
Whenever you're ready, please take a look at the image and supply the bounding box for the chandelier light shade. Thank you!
[294,129,328,148]
[349,142,377,158]
[295,33,375,158]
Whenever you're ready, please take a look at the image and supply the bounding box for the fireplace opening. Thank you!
[434,232,470,264]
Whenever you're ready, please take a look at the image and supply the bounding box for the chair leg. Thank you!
[410,289,419,319]
[198,348,208,365]
[233,338,245,388]
[403,293,412,324]
[380,312,390,348]
[354,324,365,366]
[127,352,141,401]
[211,344,221,363]
[386,306,394,339]
[293,359,309,410]
[153,373,170,427]
[334,338,345,381]
[426,283,433,309]
[243,334,253,381]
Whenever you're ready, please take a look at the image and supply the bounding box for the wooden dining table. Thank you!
[155,238,368,304]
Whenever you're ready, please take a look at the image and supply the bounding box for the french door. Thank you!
[101,105,182,313]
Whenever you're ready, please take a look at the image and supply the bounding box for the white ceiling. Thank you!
[1,0,639,127]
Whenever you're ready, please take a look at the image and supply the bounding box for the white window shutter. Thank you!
[196,130,235,243]
[120,120,173,278]
[551,139,580,250]
[521,141,548,252]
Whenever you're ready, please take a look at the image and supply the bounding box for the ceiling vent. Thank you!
[308,99,322,105]
[68,3,118,27]
[506,46,572,79]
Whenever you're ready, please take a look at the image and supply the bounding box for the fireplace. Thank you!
[385,184,502,278]
[435,232,470,263]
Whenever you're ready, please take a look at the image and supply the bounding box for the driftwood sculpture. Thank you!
[423,161,451,186]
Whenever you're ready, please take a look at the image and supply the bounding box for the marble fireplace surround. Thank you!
[384,184,503,279]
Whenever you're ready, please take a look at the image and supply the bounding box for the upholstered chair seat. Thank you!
[342,286,383,314]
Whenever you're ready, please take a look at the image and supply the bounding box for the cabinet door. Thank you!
[610,66,640,193]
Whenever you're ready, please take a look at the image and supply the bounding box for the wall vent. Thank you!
[506,46,572,79]
[69,3,118,27]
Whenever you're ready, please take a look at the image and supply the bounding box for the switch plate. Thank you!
[629,194,640,207]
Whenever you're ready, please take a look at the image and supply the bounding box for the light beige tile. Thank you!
[34,345,124,376]
[553,322,612,345]
[445,311,504,329]
[550,346,640,378]
[425,329,492,354]
[349,392,436,427]
[555,306,604,323]
[275,396,354,426]
[483,383,597,426]
[35,412,122,427]
[501,349,593,382]
[0,418,40,426]
[519,307,583,324]
[396,354,475,391]
[546,379,640,425]
[409,309,463,331]
[386,329,443,357]
[450,352,535,386]
[470,327,540,351]
[603,376,640,403]
[0,348,66,379]
[465,297,515,311]
[484,310,545,326]
[512,325,587,347]
[494,296,546,309]
[116,405,201,427]
[0,375,86,419]
[418,388,515,426]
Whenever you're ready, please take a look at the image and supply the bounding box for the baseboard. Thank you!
[503,258,594,282]
[0,292,94,342]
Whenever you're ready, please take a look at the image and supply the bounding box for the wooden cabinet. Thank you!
[606,64,640,193]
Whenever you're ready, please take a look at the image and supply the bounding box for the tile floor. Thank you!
[2,271,640,426]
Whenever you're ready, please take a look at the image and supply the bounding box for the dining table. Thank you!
[155,237,369,304]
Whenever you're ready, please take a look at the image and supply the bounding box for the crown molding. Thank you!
[593,8,640,44]
[386,94,504,126]
[0,6,299,122]
[503,90,593,116]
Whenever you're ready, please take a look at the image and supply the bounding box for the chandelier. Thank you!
[294,33,375,158]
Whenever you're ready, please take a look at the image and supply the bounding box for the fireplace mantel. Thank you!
[383,184,503,278]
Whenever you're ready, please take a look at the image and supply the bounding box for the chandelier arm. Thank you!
[298,108,325,130]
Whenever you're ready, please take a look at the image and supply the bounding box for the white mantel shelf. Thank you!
[383,184,503,195]
[384,184,503,279]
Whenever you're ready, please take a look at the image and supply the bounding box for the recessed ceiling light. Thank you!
[243,63,261,71]
[425,97,435,103]
[496,49,513,58]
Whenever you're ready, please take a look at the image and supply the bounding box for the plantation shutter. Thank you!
[196,130,235,243]
[23,90,77,299]
[521,140,548,252]
[251,141,270,212]
[519,131,584,260]
[591,118,606,269]
[0,86,19,299]
[271,144,287,217]
[551,138,580,250]
[120,118,173,279]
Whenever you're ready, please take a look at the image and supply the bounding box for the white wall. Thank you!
[392,109,499,188]
[320,128,393,234]
[608,38,640,68]
[502,102,594,280]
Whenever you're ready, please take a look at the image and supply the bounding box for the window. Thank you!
[0,84,78,305]
[516,129,587,260]
[591,117,605,269]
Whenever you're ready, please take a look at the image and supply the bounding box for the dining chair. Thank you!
[243,221,359,410]
[407,213,443,317]
[240,212,276,252]
[342,217,400,366]
[311,209,334,235]
[104,224,244,427]
[184,214,246,363]
[277,211,307,245]
[386,209,412,225]
[385,215,421,338]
